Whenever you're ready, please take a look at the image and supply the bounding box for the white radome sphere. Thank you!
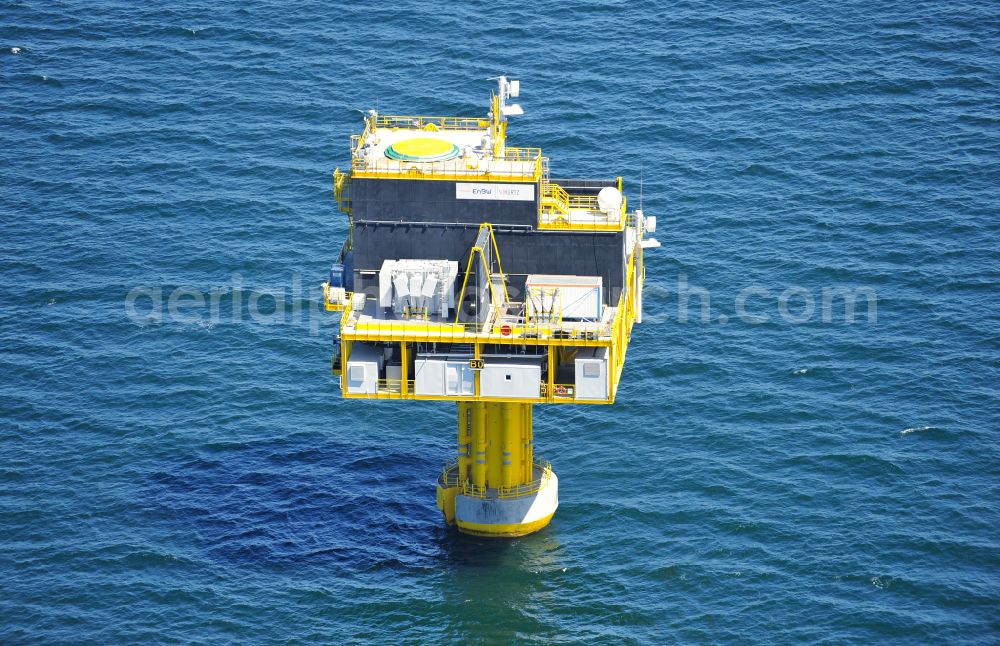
[597,187,622,214]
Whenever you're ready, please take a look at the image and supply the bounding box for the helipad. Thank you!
[384,137,460,162]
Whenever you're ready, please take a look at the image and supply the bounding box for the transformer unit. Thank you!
[525,274,603,322]
[378,259,458,319]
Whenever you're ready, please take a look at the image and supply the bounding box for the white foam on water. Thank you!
[900,426,933,436]
[871,575,893,589]
[11,47,22,54]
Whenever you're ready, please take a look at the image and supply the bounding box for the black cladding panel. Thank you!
[351,178,539,225]
[351,222,626,305]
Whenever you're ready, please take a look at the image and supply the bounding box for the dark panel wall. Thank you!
[549,178,619,194]
[352,222,625,304]
[351,178,539,225]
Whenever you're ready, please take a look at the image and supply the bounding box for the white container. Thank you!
[414,355,474,396]
[525,274,603,321]
[345,343,384,394]
[480,357,542,399]
[574,346,608,401]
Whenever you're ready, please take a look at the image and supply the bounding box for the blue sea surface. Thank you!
[2,0,998,643]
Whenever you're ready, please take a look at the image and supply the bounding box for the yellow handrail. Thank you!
[375,114,491,131]
[333,167,351,215]
[376,379,402,393]
[462,482,487,498]
[458,461,552,499]
[568,194,598,210]
[323,283,352,312]
[541,182,569,215]
[439,460,461,487]
[351,156,543,182]
[498,462,552,499]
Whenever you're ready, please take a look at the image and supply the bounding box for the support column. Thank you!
[472,402,487,488]
[437,401,558,538]
[547,346,555,402]
[457,401,472,484]
[522,402,533,483]
[400,342,409,395]
[486,402,503,488]
[500,402,521,488]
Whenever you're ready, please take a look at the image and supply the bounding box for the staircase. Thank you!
[541,181,570,217]
[538,158,569,219]
[333,167,352,215]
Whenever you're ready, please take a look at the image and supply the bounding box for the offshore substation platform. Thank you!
[323,78,659,537]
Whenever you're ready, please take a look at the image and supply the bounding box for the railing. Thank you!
[450,460,552,499]
[340,303,616,342]
[502,147,543,162]
[347,315,468,336]
[498,461,553,499]
[333,167,351,214]
[323,283,352,312]
[374,114,491,131]
[371,379,415,396]
[538,184,632,231]
[568,193,599,210]
[447,462,566,499]
[376,378,403,394]
[539,213,620,231]
[342,378,417,398]
[539,209,635,232]
[540,181,569,215]
[353,147,543,165]
[463,481,487,498]
[541,185,613,213]
[351,148,544,182]
[439,460,461,487]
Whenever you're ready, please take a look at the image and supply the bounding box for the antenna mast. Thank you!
[640,162,644,211]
